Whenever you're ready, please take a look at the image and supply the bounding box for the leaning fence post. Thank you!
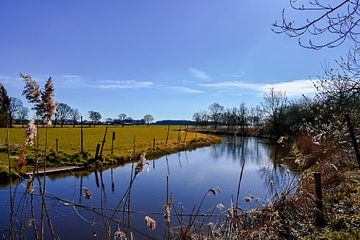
[314,172,326,227]
[56,138,59,153]
[153,138,156,149]
[95,143,100,160]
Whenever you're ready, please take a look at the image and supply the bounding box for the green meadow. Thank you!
[0,125,219,176]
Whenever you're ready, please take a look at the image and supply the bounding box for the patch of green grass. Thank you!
[0,125,219,176]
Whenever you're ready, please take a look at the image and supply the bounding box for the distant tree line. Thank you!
[191,86,348,138]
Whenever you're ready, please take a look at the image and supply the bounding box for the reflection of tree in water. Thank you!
[258,165,299,203]
[208,136,299,202]
[209,136,249,163]
[209,136,287,167]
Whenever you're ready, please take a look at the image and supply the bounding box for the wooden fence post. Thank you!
[183,126,188,143]
[99,126,108,158]
[153,138,156,149]
[133,136,136,158]
[165,126,170,145]
[95,143,100,159]
[56,139,59,153]
[80,116,84,153]
[111,131,115,156]
[314,172,326,227]
[177,126,182,143]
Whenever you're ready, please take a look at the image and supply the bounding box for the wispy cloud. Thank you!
[189,67,209,80]
[94,80,154,89]
[170,86,205,94]
[221,72,245,78]
[201,79,316,96]
[62,74,83,79]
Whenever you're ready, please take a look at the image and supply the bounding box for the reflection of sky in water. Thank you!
[0,136,298,239]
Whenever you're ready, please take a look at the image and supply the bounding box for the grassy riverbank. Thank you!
[212,134,360,240]
[0,125,220,178]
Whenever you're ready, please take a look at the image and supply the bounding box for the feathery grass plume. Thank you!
[41,77,56,125]
[135,152,149,175]
[21,73,56,123]
[114,229,127,240]
[18,144,27,170]
[20,73,41,106]
[25,120,37,147]
[83,187,93,199]
[0,83,11,111]
[26,175,34,193]
[144,216,156,230]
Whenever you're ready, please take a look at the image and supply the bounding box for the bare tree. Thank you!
[238,103,248,133]
[18,106,29,127]
[273,0,360,49]
[143,114,154,126]
[9,97,23,128]
[56,103,72,127]
[262,88,288,137]
[249,105,263,128]
[208,103,224,129]
[192,112,202,124]
[89,110,102,127]
[118,113,127,127]
[70,108,80,127]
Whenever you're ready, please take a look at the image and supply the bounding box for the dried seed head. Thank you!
[26,218,35,227]
[244,196,252,202]
[83,187,93,199]
[269,180,274,187]
[21,73,41,105]
[114,229,127,240]
[144,216,156,230]
[164,203,171,223]
[208,187,221,196]
[42,77,56,125]
[27,175,34,194]
[18,144,27,170]
[25,120,37,147]
[216,203,225,210]
[21,74,56,123]
[135,153,148,175]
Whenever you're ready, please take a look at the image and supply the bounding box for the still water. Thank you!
[0,136,298,239]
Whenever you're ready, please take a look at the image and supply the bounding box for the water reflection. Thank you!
[0,136,298,239]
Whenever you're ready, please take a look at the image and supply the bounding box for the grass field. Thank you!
[0,125,219,176]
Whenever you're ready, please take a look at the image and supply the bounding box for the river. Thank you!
[0,136,298,239]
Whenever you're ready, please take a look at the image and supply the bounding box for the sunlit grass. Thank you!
[0,125,217,173]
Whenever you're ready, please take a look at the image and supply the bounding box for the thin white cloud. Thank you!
[189,67,209,80]
[170,86,205,94]
[95,80,154,89]
[221,72,245,78]
[62,74,83,79]
[201,79,316,96]
[56,74,84,88]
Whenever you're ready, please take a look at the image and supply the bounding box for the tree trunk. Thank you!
[9,114,13,128]
[345,114,360,168]
[53,118,58,128]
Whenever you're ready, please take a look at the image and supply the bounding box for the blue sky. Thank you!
[0,0,353,120]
